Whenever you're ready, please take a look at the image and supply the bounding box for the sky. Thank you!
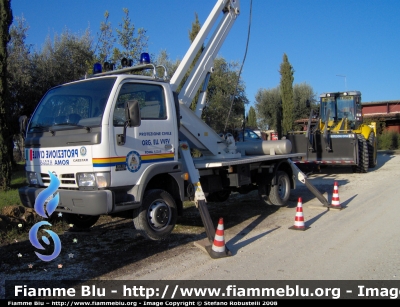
[10,0,400,114]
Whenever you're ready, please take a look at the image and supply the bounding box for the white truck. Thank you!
[18,0,327,245]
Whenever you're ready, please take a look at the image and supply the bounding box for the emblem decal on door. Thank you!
[126,151,142,173]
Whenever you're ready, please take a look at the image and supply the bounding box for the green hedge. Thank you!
[377,131,400,150]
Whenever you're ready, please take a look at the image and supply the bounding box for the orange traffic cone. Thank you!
[206,218,232,259]
[329,181,343,210]
[289,197,310,230]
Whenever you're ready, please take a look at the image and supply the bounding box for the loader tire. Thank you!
[367,132,377,168]
[354,134,369,173]
[133,189,177,241]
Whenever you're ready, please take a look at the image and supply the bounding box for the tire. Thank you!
[133,189,177,241]
[206,190,231,202]
[259,171,290,207]
[354,134,369,173]
[63,213,100,229]
[367,132,377,168]
[268,171,291,206]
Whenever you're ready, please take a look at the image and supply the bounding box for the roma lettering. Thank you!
[54,160,70,165]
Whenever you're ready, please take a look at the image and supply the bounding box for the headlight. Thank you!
[77,172,110,188]
[77,173,96,187]
[27,172,38,185]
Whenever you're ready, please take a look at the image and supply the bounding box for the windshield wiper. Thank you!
[53,122,78,126]
[52,123,92,132]
[29,126,49,132]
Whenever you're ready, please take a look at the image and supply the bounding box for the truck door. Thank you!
[110,81,177,187]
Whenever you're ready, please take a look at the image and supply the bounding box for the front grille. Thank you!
[41,172,76,185]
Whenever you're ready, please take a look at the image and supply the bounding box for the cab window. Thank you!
[113,83,166,126]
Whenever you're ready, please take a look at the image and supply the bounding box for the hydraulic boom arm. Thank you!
[170,0,240,102]
[169,0,241,158]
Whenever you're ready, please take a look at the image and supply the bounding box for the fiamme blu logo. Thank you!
[29,171,62,261]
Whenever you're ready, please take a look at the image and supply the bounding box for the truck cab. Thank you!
[19,62,184,239]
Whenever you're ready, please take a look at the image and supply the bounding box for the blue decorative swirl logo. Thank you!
[29,171,62,261]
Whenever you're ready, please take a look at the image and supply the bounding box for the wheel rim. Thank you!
[278,177,287,199]
[147,200,171,231]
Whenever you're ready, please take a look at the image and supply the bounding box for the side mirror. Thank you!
[125,99,141,127]
[117,100,141,146]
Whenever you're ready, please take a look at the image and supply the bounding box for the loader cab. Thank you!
[319,91,362,130]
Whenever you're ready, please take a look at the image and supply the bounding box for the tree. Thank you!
[7,16,32,139]
[28,28,94,116]
[279,53,294,137]
[154,49,180,79]
[254,86,281,131]
[113,8,148,66]
[94,11,115,64]
[292,82,318,129]
[94,9,149,69]
[202,57,248,133]
[0,0,13,190]
[247,106,257,128]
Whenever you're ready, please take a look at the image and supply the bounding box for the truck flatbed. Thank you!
[193,153,306,168]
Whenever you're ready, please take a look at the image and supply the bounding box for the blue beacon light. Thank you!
[93,63,102,74]
[140,53,151,64]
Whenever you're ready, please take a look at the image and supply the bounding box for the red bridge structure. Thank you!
[362,100,400,133]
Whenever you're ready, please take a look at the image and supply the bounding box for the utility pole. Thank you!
[336,74,347,91]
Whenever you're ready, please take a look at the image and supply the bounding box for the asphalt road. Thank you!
[114,151,400,281]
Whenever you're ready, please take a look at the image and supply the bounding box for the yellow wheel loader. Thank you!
[287,91,377,173]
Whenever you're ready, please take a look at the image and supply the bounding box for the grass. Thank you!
[0,162,26,210]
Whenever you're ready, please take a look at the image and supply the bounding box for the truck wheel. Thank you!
[354,134,369,173]
[133,189,177,241]
[268,171,291,207]
[63,213,100,229]
[367,132,377,168]
[206,190,231,202]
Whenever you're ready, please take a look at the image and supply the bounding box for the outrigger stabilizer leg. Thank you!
[288,159,330,207]
[179,141,232,258]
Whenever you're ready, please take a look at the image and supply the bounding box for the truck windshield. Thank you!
[28,78,117,132]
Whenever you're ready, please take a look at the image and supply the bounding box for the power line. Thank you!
[224,0,253,132]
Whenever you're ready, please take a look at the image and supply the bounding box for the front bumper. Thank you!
[18,186,113,216]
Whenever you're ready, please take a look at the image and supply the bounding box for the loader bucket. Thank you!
[287,132,357,167]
